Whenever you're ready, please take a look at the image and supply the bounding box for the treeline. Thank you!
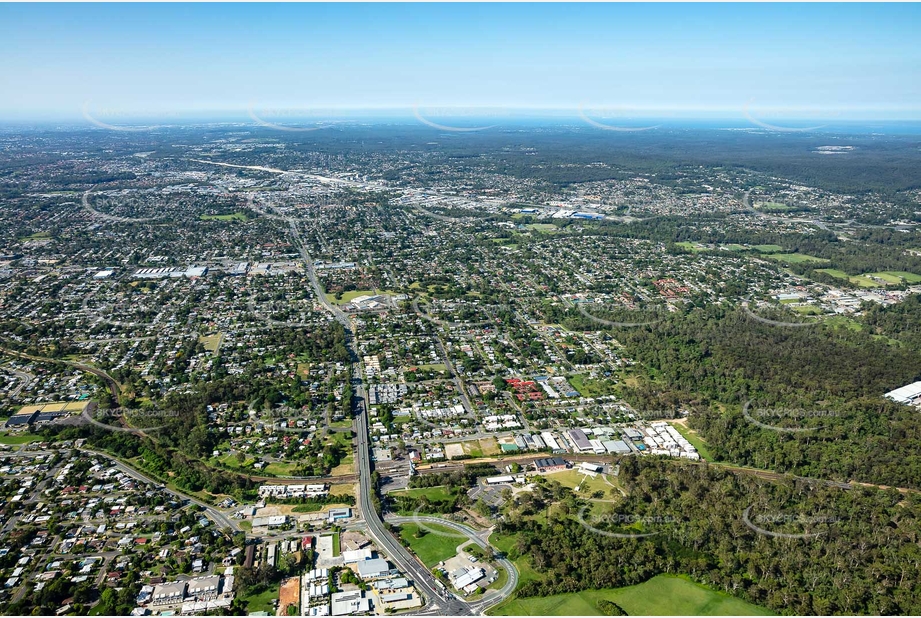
[53,171,137,185]
[579,303,921,488]
[408,463,499,488]
[388,487,468,515]
[267,493,356,508]
[500,458,921,615]
[256,323,351,363]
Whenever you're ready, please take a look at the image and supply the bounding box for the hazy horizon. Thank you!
[2,3,919,119]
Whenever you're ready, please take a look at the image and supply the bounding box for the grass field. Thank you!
[411,363,448,372]
[200,212,248,221]
[525,223,559,233]
[397,522,462,567]
[262,461,298,476]
[488,531,543,588]
[199,333,223,353]
[768,253,830,265]
[752,244,784,253]
[825,315,863,332]
[241,583,280,614]
[20,231,52,241]
[0,433,42,445]
[325,289,395,305]
[544,469,617,497]
[489,574,774,616]
[389,485,455,502]
[675,241,704,252]
[816,268,887,288]
[874,271,921,283]
[568,373,617,397]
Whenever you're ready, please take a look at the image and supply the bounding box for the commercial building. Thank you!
[356,558,392,579]
[534,456,569,472]
[330,591,370,616]
[451,567,485,590]
[566,429,593,452]
[603,439,632,454]
[251,515,287,528]
[885,381,921,406]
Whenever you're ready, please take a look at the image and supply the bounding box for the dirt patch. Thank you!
[330,460,354,476]
[277,577,300,616]
[328,482,356,497]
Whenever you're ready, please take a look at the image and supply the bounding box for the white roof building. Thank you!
[885,381,921,405]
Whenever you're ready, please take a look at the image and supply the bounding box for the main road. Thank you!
[259,193,477,614]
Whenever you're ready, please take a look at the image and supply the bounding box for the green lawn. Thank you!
[263,461,298,476]
[525,223,559,233]
[675,241,704,252]
[489,574,774,616]
[0,433,42,445]
[325,289,395,305]
[767,253,830,265]
[567,373,615,397]
[545,469,617,497]
[816,268,888,288]
[397,522,462,567]
[488,531,543,588]
[241,583,280,614]
[200,212,248,221]
[875,271,921,283]
[420,362,450,371]
[752,244,784,253]
[389,485,455,501]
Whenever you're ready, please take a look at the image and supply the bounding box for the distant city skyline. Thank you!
[1,3,920,120]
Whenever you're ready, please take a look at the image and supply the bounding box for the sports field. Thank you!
[767,253,829,264]
[200,212,248,221]
[489,574,774,616]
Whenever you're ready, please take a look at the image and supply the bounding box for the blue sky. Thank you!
[1,3,919,120]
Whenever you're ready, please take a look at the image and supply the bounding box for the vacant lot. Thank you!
[397,522,464,567]
[277,577,300,616]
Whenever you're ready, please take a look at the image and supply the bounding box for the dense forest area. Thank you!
[500,458,921,615]
[550,301,921,488]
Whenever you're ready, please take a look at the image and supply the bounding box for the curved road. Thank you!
[385,514,519,614]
